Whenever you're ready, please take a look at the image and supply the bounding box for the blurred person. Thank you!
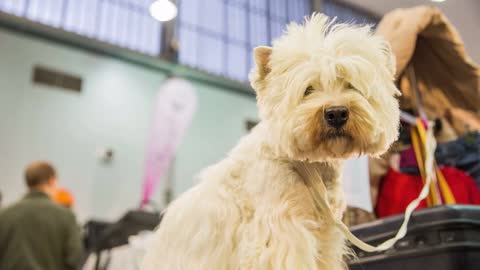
[0,161,82,270]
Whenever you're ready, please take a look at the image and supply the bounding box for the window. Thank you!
[0,0,162,55]
[176,0,311,82]
[323,0,379,26]
[0,0,314,82]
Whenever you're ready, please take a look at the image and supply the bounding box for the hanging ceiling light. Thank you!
[149,0,178,22]
[430,0,446,2]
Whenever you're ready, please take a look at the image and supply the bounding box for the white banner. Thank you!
[342,156,372,212]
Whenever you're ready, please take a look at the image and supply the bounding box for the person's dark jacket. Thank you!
[0,191,82,270]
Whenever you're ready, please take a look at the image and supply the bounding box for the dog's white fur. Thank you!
[142,14,400,270]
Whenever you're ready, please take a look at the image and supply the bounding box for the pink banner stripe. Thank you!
[141,78,197,207]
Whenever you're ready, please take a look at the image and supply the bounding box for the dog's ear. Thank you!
[252,46,272,82]
[254,46,272,78]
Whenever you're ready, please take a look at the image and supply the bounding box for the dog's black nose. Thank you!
[324,106,349,128]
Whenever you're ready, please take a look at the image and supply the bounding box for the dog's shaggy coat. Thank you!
[142,14,400,270]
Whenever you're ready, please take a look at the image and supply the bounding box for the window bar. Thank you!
[124,0,133,49]
[195,0,202,68]
[311,0,322,13]
[133,1,142,51]
[266,0,272,45]
[222,0,228,76]
[245,0,251,78]
[60,0,69,29]
[95,0,104,40]
[110,0,118,44]
[161,0,176,60]
[22,0,30,17]
[174,0,182,59]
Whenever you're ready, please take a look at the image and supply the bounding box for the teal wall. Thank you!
[0,29,258,222]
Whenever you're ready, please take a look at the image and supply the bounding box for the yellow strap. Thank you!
[410,127,426,178]
[411,125,439,205]
[413,120,456,205]
[436,164,456,204]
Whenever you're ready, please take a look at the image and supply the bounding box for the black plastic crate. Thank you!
[348,205,480,270]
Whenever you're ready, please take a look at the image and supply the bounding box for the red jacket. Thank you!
[376,167,480,218]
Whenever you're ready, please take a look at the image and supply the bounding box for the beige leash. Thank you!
[293,127,436,252]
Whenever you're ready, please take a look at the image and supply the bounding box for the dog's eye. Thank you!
[304,86,314,96]
[347,82,362,94]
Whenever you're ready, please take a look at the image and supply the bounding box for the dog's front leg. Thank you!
[238,190,346,270]
[237,177,347,270]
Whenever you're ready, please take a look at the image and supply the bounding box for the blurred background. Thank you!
[0,0,377,222]
[1,0,477,222]
[0,1,479,269]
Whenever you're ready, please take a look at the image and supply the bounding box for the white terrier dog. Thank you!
[142,14,400,270]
